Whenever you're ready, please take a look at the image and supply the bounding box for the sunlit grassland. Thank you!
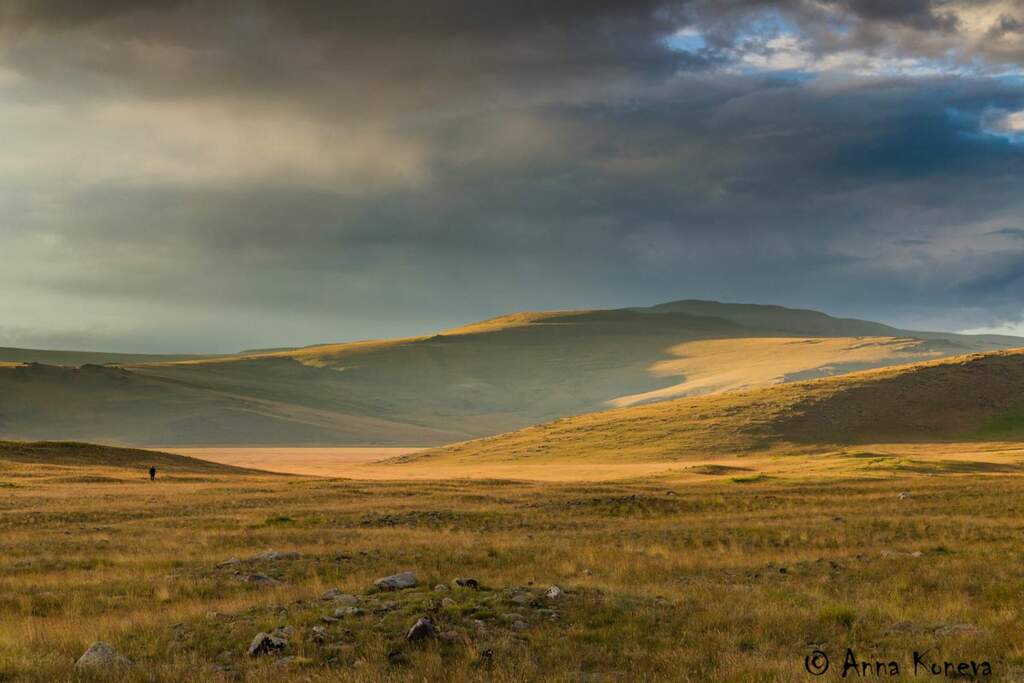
[2,447,1024,681]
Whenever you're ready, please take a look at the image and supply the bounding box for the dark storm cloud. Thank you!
[4,1,1024,351]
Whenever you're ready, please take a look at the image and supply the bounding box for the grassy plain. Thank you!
[3,442,1024,681]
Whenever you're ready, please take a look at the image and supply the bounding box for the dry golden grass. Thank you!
[608,336,939,407]
[414,349,1024,467]
[166,447,425,477]
[3,442,1024,681]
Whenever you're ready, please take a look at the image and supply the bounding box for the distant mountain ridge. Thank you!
[1,300,1020,446]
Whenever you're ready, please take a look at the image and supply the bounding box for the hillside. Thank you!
[1,300,1021,446]
[407,349,1024,465]
[0,441,258,474]
[0,347,207,366]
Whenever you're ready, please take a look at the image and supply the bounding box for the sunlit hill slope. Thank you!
[410,349,1024,465]
[1,300,1020,446]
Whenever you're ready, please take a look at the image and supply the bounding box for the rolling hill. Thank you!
[0,441,259,475]
[406,349,1024,466]
[1,300,1021,446]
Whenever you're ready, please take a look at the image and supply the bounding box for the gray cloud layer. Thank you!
[3,1,1024,351]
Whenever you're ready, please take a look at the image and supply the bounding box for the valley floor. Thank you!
[2,449,1024,680]
[169,442,1024,481]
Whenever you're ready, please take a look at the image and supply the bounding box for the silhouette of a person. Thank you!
[149,466,156,482]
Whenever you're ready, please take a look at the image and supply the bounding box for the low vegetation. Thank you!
[2,442,1023,680]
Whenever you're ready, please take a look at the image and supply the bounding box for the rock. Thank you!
[334,606,364,617]
[581,568,593,576]
[512,620,529,630]
[439,630,469,645]
[898,491,912,500]
[441,597,457,608]
[321,615,339,624]
[75,641,133,669]
[910,551,924,558]
[271,626,294,639]
[434,584,449,592]
[374,571,417,591]
[452,577,480,589]
[934,623,978,637]
[216,558,241,568]
[509,592,534,606]
[373,601,399,614]
[322,591,359,605]
[406,616,435,642]
[251,550,301,562]
[243,573,281,586]
[246,632,288,657]
[387,649,409,665]
[545,585,564,599]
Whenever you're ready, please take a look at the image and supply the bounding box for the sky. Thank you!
[4,1,1024,352]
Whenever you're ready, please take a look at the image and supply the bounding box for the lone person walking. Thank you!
[149,466,156,482]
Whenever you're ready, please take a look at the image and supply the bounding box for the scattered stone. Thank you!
[406,616,435,642]
[439,630,468,645]
[910,551,924,558]
[246,632,288,658]
[373,601,399,614]
[441,597,457,608]
[545,585,564,600]
[75,641,133,669]
[250,550,301,562]
[375,571,417,591]
[243,573,281,586]
[271,626,294,639]
[334,606,364,617]
[310,626,328,643]
[453,577,480,589]
[509,592,534,607]
[216,558,241,568]
[665,490,677,496]
[512,620,529,630]
[934,623,979,637]
[321,615,339,624]
[387,649,409,665]
[898,491,912,500]
[324,592,359,606]
[320,587,344,600]
[434,584,450,592]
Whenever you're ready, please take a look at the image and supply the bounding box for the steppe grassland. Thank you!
[2,448,1024,681]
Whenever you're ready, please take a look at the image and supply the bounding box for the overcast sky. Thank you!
[4,1,1024,352]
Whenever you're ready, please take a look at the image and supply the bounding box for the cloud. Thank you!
[4,1,1024,350]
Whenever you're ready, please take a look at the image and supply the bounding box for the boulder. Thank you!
[374,571,417,591]
[246,632,288,657]
[406,617,435,642]
[75,641,132,669]
[545,585,564,599]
